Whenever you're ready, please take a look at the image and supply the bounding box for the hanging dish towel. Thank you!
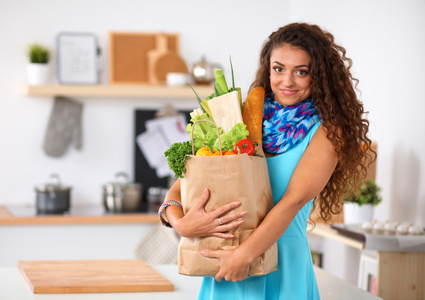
[43,97,83,157]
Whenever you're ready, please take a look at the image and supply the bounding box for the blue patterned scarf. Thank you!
[263,93,320,154]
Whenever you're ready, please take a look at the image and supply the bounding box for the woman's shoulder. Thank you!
[309,123,338,157]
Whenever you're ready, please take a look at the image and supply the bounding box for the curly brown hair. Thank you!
[250,23,375,223]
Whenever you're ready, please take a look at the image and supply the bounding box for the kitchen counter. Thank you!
[0,205,158,225]
[309,223,425,299]
[0,264,381,300]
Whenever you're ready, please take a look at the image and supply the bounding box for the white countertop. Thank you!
[0,265,381,300]
[331,223,425,252]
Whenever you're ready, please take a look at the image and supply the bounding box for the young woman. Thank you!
[159,22,373,299]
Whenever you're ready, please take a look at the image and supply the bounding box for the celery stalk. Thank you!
[214,82,224,97]
[213,69,229,95]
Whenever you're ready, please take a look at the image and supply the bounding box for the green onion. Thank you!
[230,55,235,90]
[186,82,206,113]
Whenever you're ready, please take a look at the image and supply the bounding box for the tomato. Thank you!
[233,139,255,155]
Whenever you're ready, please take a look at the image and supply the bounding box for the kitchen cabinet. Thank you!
[308,224,425,300]
[22,84,214,99]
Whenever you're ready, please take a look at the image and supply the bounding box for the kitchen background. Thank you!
[0,0,424,282]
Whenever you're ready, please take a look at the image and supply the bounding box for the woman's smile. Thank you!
[280,89,298,96]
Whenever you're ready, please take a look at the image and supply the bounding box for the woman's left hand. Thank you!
[199,248,251,282]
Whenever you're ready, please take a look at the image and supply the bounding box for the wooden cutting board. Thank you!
[109,32,180,84]
[154,53,188,83]
[18,259,174,294]
[147,34,187,84]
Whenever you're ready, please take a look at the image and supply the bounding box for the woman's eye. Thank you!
[273,66,283,73]
[296,70,309,76]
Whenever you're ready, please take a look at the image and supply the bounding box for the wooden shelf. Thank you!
[22,84,214,99]
[0,205,158,226]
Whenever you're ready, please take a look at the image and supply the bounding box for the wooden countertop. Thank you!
[0,205,159,226]
[0,264,382,299]
[307,223,365,249]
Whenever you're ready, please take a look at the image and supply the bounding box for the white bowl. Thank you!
[166,72,188,86]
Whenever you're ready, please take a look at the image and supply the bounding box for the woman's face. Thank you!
[269,43,312,107]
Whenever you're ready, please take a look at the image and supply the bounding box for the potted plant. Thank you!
[27,43,51,85]
[343,179,382,224]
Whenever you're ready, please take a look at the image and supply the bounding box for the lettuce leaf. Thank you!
[213,122,249,151]
[186,114,249,152]
[186,114,223,151]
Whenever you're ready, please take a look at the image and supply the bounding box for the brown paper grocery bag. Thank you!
[178,147,278,277]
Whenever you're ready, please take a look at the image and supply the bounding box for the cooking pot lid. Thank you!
[35,184,71,192]
[35,173,71,192]
[103,172,141,188]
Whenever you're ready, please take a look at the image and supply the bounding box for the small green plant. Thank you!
[28,44,50,63]
[343,179,382,206]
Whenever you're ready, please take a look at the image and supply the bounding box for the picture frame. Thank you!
[358,252,378,295]
[310,250,323,268]
[57,32,100,84]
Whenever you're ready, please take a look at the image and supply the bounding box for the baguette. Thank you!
[242,86,265,144]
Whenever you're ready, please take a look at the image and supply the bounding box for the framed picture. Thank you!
[358,253,377,295]
[310,250,323,268]
[57,32,100,84]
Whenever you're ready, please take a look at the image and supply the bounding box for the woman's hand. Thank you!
[199,248,252,282]
[174,188,246,239]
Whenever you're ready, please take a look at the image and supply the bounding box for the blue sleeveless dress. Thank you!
[197,121,321,300]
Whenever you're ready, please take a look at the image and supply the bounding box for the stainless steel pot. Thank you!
[146,186,168,213]
[35,173,71,214]
[191,56,221,84]
[102,172,142,213]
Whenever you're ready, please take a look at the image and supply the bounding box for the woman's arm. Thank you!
[162,178,246,239]
[200,125,338,281]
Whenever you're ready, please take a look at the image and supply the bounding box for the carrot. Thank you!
[242,86,265,144]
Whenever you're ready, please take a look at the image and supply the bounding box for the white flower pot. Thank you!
[27,63,49,85]
[343,203,374,225]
